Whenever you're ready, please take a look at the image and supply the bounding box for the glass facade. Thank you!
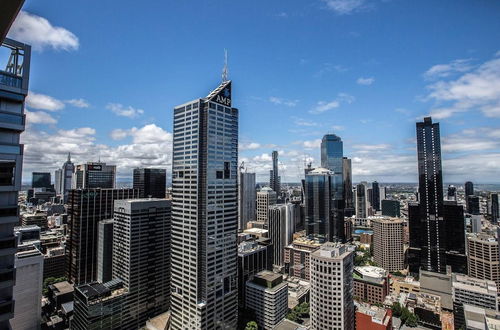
[320,134,343,198]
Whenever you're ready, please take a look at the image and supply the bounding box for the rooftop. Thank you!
[354,266,388,282]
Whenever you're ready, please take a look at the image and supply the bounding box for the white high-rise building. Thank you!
[257,187,277,222]
[310,243,354,330]
[55,153,74,202]
[171,79,238,329]
[239,171,256,230]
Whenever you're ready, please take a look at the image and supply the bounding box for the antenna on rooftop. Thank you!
[222,49,228,82]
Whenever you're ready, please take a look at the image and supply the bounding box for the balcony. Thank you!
[0,38,30,96]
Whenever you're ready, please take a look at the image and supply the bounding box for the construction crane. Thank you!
[239,161,245,173]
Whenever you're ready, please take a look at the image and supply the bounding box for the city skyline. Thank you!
[9,0,500,183]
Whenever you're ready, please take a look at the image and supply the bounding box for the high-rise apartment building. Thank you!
[66,188,138,284]
[269,150,280,195]
[55,153,74,202]
[132,168,166,198]
[408,117,467,274]
[372,217,404,272]
[305,167,344,242]
[113,199,171,328]
[465,181,474,198]
[73,162,116,189]
[239,171,256,230]
[257,187,277,222]
[0,34,30,326]
[170,79,238,329]
[467,233,500,290]
[310,243,354,330]
[245,271,288,330]
[97,219,113,283]
[343,157,354,217]
[489,193,499,223]
[32,172,51,189]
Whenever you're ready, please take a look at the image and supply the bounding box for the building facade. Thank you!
[73,162,116,189]
[267,204,287,268]
[113,199,171,329]
[170,80,238,329]
[55,153,74,202]
[239,171,256,230]
[32,172,51,189]
[257,187,277,222]
[372,217,404,272]
[269,150,280,195]
[97,219,113,283]
[467,233,500,290]
[65,188,138,284]
[381,200,400,217]
[353,266,389,305]
[343,157,354,217]
[132,168,166,198]
[310,243,354,330]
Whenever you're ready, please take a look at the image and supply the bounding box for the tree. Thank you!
[405,313,418,327]
[392,302,402,317]
[245,321,258,330]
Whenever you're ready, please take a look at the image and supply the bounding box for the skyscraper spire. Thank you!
[222,49,228,82]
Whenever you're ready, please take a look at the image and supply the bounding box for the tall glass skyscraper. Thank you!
[171,80,238,329]
[269,150,280,195]
[320,134,344,196]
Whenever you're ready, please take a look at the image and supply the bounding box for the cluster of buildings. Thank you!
[2,4,500,330]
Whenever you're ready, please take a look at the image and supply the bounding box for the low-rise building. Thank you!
[353,266,389,305]
[284,236,321,280]
[355,303,392,330]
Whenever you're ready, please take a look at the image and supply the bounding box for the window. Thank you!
[0,162,15,186]
[216,171,223,179]
[224,162,230,179]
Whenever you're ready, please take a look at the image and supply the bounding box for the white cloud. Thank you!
[309,93,354,114]
[352,144,391,152]
[424,59,473,80]
[322,0,368,15]
[302,139,322,149]
[66,98,90,108]
[107,103,144,118]
[332,125,345,131]
[110,129,129,141]
[239,142,261,151]
[356,77,374,85]
[425,55,500,119]
[25,110,57,125]
[293,117,318,127]
[26,92,65,111]
[8,11,79,51]
[269,97,299,107]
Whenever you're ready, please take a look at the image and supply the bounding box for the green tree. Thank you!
[42,276,67,296]
[405,313,418,327]
[245,321,258,330]
[392,302,402,317]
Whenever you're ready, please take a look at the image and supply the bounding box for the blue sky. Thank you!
[8,0,500,183]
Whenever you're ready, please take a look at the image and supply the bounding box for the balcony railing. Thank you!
[0,71,21,89]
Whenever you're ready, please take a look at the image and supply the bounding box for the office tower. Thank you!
[343,157,354,216]
[447,185,457,201]
[321,134,343,181]
[65,188,138,284]
[73,279,127,329]
[310,243,354,330]
[284,237,321,280]
[284,202,300,246]
[32,172,51,189]
[467,195,480,215]
[355,183,368,218]
[238,240,272,308]
[12,247,43,330]
[113,199,171,328]
[443,201,467,274]
[372,217,404,272]
[245,271,288,330]
[0,35,30,326]
[73,162,116,189]
[467,233,500,290]
[239,171,256,230]
[465,181,474,198]
[490,193,499,223]
[171,79,238,329]
[267,204,287,267]
[257,187,277,222]
[355,305,392,330]
[379,186,386,202]
[97,219,113,283]
[269,150,280,195]
[43,247,66,280]
[452,274,498,329]
[381,200,400,217]
[371,181,380,211]
[353,266,389,305]
[133,168,166,198]
[305,168,344,242]
[55,153,74,202]
[408,117,447,274]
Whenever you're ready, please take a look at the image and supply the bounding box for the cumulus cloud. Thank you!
[107,103,144,118]
[356,77,374,85]
[425,54,500,119]
[25,110,57,125]
[239,142,261,151]
[424,59,473,80]
[8,11,79,51]
[269,97,299,107]
[302,139,322,149]
[21,124,172,180]
[26,92,65,111]
[321,0,369,15]
[293,117,318,127]
[66,98,90,108]
[309,93,354,114]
